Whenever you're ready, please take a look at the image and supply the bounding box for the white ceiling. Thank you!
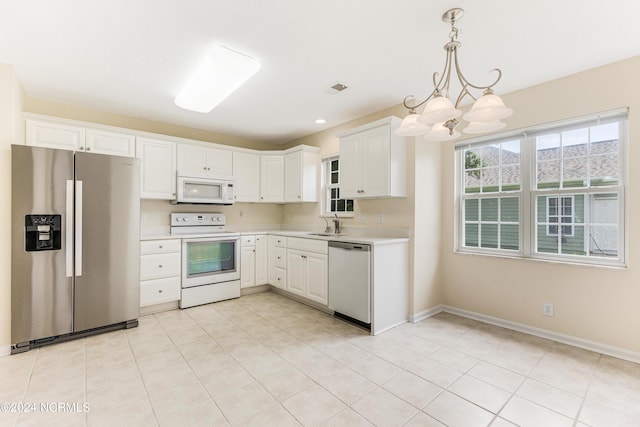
[1,0,639,144]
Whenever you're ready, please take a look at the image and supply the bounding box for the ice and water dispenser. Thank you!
[24,214,61,252]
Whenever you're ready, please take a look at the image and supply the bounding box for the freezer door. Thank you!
[74,152,140,331]
[11,145,74,344]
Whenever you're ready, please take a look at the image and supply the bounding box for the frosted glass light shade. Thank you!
[418,96,462,124]
[175,45,261,113]
[463,93,513,122]
[463,120,506,134]
[424,122,460,142]
[395,112,431,136]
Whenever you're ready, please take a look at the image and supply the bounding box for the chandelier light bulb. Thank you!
[418,95,462,124]
[424,122,461,142]
[463,92,513,122]
[463,120,506,134]
[395,112,431,136]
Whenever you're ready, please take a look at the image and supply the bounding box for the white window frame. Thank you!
[455,108,627,268]
[321,155,354,217]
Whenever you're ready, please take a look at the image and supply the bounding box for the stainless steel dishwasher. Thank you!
[328,241,371,327]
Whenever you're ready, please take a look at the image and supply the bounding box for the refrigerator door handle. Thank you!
[66,180,74,277]
[75,180,83,277]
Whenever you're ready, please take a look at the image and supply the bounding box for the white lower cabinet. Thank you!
[268,235,287,289]
[241,235,268,289]
[139,239,181,307]
[286,238,328,305]
[255,236,268,285]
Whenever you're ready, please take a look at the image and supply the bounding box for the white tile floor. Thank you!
[1,291,640,426]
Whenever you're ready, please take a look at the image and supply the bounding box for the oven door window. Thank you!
[183,181,222,201]
[186,240,236,277]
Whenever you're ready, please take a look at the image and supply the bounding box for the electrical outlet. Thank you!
[543,303,554,317]
[238,211,244,220]
[358,213,367,223]
[377,213,384,224]
[140,213,146,223]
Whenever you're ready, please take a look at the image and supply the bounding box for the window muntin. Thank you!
[456,111,626,266]
[323,157,354,215]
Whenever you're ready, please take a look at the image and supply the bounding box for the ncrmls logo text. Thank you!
[40,402,90,413]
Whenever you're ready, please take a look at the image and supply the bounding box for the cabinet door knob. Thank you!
[159,245,163,249]
[277,256,281,260]
[158,265,163,268]
[158,289,163,293]
[86,147,91,151]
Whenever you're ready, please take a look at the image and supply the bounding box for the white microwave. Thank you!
[173,175,235,205]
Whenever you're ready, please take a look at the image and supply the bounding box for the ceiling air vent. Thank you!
[329,82,348,93]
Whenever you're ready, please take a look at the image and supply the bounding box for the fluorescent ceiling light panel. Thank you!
[175,45,261,113]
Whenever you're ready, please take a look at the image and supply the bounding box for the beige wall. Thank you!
[23,98,282,151]
[441,56,640,353]
[0,64,25,352]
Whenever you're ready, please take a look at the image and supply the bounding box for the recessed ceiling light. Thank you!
[314,119,326,124]
[175,45,261,113]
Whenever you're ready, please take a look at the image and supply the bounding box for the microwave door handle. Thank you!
[66,180,73,277]
[75,180,83,276]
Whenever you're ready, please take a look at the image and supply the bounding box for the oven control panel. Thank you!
[171,213,226,227]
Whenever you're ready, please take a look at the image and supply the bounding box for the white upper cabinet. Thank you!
[284,147,319,202]
[232,151,261,202]
[26,119,135,157]
[177,144,233,178]
[136,137,177,200]
[85,129,135,157]
[260,155,284,203]
[337,116,407,198]
[26,120,85,151]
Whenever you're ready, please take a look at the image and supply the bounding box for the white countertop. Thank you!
[141,229,409,246]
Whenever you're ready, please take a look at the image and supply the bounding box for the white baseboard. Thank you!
[439,305,640,365]
[409,305,445,323]
[0,345,12,357]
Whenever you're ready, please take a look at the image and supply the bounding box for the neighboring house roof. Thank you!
[465,140,618,188]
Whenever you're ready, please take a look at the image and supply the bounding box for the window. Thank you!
[457,110,626,266]
[546,196,574,237]
[323,157,354,216]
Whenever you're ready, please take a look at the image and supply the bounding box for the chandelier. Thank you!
[395,8,513,141]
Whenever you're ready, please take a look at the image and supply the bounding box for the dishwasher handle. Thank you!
[328,241,371,251]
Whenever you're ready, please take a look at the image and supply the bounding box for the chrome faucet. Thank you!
[322,216,332,233]
[332,214,341,234]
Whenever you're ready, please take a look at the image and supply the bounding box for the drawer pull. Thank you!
[158,289,163,293]
[158,264,163,268]
[277,256,281,260]
[159,245,163,249]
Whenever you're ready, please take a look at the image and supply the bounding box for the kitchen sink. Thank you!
[307,232,345,237]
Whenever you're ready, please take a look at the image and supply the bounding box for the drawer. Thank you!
[140,239,181,255]
[241,235,255,246]
[273,236,287,247]
[273,267,287,290]
[274,246,287,269]
[287,237,328,254]
[140,252,181,280]
[140,277,181,306]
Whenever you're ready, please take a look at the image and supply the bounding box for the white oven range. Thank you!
[170,213,240,308]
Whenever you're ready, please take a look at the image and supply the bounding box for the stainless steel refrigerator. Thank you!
[11,145,140,353]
